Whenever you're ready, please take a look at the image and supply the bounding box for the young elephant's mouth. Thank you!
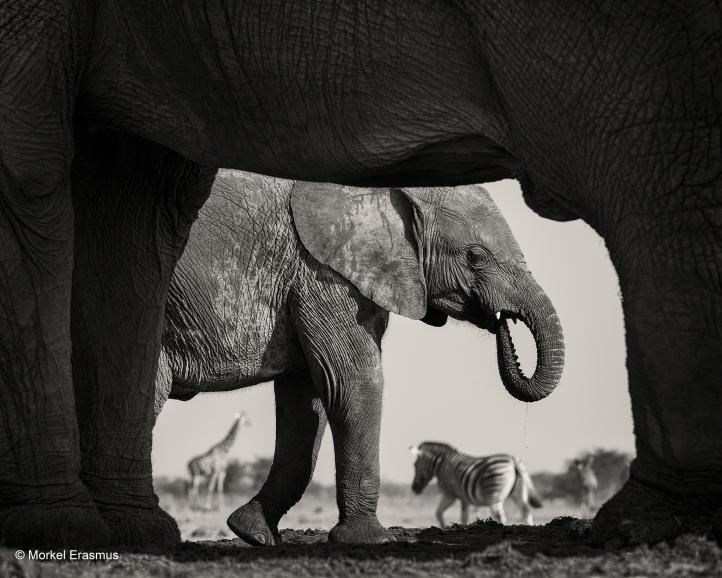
[495,310,529,373]
[476,309,519,334]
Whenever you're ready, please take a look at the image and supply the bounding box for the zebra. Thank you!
[573,455,598,514]
[410,441,542,527]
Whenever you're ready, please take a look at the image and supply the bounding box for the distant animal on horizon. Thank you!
[155,171,564,546]
[573,456,599,514]
[187,412,250,511]
[410,442,542,527]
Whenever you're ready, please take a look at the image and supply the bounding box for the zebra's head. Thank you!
[410,442,455,494]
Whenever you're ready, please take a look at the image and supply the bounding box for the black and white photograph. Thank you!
[0,2,720,576]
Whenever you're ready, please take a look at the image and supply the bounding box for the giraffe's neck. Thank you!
[212,418,241,454]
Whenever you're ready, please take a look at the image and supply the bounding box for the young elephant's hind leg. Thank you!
[228,373,327,546]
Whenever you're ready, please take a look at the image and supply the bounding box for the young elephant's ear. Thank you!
[291,182,427,319]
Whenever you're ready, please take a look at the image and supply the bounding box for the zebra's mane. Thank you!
[419,441,457,456]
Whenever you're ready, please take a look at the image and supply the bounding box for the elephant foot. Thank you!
[328,516,395,544]
[99,505,180,550]
[0,479,112,549]
[0,505,112,549]
[227,499,281,546]
[591,477,716,546]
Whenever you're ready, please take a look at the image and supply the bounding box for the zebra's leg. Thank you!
[228,373,327,546]
[460,500,470,525]
[517,495,533,525]
[511,480,534,525]
[589,492,596,514]
[490,502,507,525]
[436,493,456,528]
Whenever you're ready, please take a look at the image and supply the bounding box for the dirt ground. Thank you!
[2,493,721,578]
[164,489,581,541]
[2,519,721,578]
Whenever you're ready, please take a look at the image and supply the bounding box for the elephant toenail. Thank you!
[379,535,396,543]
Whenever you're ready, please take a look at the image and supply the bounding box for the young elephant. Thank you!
[156,170,565,545]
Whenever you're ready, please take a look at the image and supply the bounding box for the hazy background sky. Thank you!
[153,178,633,485]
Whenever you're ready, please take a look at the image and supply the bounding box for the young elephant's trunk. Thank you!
[495,290,565,402]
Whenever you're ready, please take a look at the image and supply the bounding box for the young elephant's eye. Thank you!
[466,246,492,266]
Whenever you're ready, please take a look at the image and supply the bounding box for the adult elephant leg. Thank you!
[228,373,327,546]
[592,212,722,544]
[70,132,214,548]
[0,7,111,547]
[0,161,112,548]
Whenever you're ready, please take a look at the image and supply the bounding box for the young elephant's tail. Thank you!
[514,458,542,508]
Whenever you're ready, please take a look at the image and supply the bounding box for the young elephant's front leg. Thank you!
[292,287,393,544]
[227,373,327,545]
[323,368,392,543]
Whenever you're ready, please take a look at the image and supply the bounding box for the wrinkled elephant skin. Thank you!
[0,0,719,548]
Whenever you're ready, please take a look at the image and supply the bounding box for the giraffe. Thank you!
[187,411,250,510]
[573,456,599,514]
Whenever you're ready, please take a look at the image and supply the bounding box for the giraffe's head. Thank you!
[234,411,251,427]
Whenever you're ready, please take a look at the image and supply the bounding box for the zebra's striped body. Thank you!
[411,442,541,527]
